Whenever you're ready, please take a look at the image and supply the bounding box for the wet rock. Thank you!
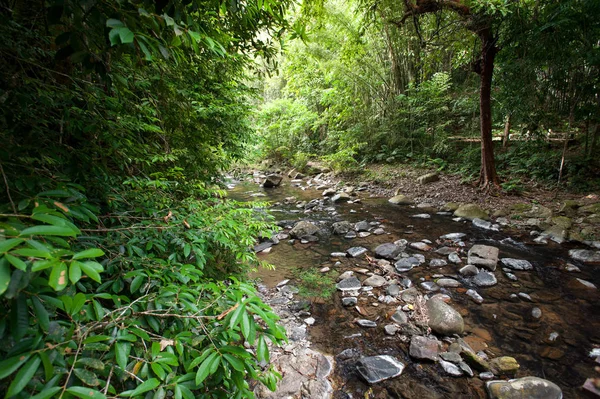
[395,257,420,272]
[575,278,597,289]
[354,220,370,232]
[500,258,533,271]
[435,247,455,255]
[582,378,600,397]
[280,285,299,296]
[347,246,368,257]
[332,221,353,235]
[505,272,518,281]
[420,281,440,292]
[412,213,431,219]
[356,319,377,328]
[440,232,467,241]
[518,292,533,302]
[490,356,520,375]
[254,241,274,253]
[472,218,498,231]
[363,275,386,287]
[437,278,461,288]
[384,324,399,336]
[531,307,542,319]
[344,231,357,239]
[304,317,315,325]
[542,225,569,244]
[569,249,600,263]
[473,270,498,287]
[410,242,432,251]
[448,253,462,264]
[454,204,489,221]
[373,228,386,235]
[464,290,483,305]
[565,263,581,272]
[331,192,351,203]
[458,362,474,377]
[426,298,465,335]
[387,284,400,296]
[289,300,311,312]
[388,195,414,205]
[439,359,463,376]
[468,245,499,271]
[391,308,408,324]
[400,288,419,303]
[459,265,479,276]
[342,297,357,307]
[262,174,283,187]
[356,355,405,384]
[336,277,362,291]
[417,172,440,184]
[440,352,462,363]
[429,259,448,268]
[374,243,402,259]
[330,252,347,258]
[338,271,354,281]
[409,336,441,361]
[486,377,562,399]
[289,220,319,238]
[462,350,491,372]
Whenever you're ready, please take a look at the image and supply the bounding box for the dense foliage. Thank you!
[255,0,600,189]
[0,0,295,398]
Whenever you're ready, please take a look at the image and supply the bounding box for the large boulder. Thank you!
[289,221,319,238]
[417,172,440,185]
[426,298,464,336]
[486,377,562,399]
[356,355,405,384]
[468,245,499,271]
[454,204,489,221]
[262,174,283,188]
[374,243,402,260]
[388,194,414,205]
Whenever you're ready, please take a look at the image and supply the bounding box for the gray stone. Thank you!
[262,174,283,188]
[412,213,431,219]
[426,298,464,335]
[440,233,467,241]
[565,263,581,272]
[336,277,362,291]
[342,297,357,306]
[347,246,368,258]
[468,245,499,271]
[356,355,405,384]
[454,204,489,221]
[254,241,274,253]
[459,265,479,276]
[330,252,347,258]
[439,359,463,376]
[374,243,402,259]
[338,271,354,281]
[473,270,498,287]
[355,220,370,232]
[458,362,474,377]
[518,292,533,302]
[356,319,377,328]
[395,257,420,272]
[363,275,386,287]
[384,324,399,336]
[479,372,494,380]
[280,285,299,295]
[417,172,440,185]
[373,228,386,235]
[576,278,597,289]
[322,188,336,197]
[531,307,542,319]
[499,257,533,271]
[435,247,455,255]
[400,288,419,303]
[472,218,495,230]
[409,336,441,361]
[391,309,408,325]
[388,195,414,205]
[486,377,562,399]
[420,281,440,292]
[387,284,400,296]
[358,231,371,238]
[466,289,484,304]
[440,352,462,363]
[569,249,600,263]
[410,242,432,251]
[345,231,357,239]
[448,252,462,264]
[331,192,351,203]
[332,221,353,235]
[437,278,461,288]
[289,221,319,238]
[430,259,448,268]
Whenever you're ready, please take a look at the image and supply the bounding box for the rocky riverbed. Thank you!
[228,169,600,399]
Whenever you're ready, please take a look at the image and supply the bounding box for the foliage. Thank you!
[293,269,336,299]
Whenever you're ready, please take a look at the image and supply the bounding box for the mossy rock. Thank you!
[454,204,489,220]
[441,202,460,212]
[548,216,573,229]
[490,356,520,375]
[579,202,600,215]
[389,194,414,205]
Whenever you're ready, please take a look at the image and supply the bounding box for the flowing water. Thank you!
[228,176,600,398]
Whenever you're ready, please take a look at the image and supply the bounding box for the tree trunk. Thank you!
[477,30,500,188]
[502,114,511,149]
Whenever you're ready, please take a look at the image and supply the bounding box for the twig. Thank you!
[0,162,16,214]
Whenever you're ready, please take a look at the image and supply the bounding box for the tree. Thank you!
[392,0,506,189]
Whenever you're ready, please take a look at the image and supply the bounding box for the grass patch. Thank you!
[293,268,337,299]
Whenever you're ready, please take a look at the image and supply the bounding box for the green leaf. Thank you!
[195,351,219,385]
[130,275,144,293]
[10,248,51,258]
[5,355,41,398]
[257,335,269,362]
[4,254,27,271]
[30,387,61,399]
[0,353,31,379]
[74,368,101,386]
[151,362,166,380]
[71,292,87,316]
[66,387,106,399]
[115,341,131,371]
[228,303,245,330]
[119,28,135,44]
[106,19,124,28]
[72,248,104,260]
[126,378,160,396]
[32,296,50,332]
[20,225,77,237]
[0,238,24,253]
[0,258,11,295]
[80,261,103,283]
[76,358,105,371]
[223,354,245,372]
[69,261,82,284]
[49,262,68,291]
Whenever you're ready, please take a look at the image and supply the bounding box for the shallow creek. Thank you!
[228,176,600,399]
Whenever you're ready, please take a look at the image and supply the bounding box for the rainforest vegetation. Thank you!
[0,0,598,398]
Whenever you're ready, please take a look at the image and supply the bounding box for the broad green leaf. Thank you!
[119,28,135,44]
[66,386,106,399]
[71,292,87,316]
[223,354,245,372]
[49,262,68,291]
[76,358,105,371]
[257,335,269,362]
[4,254,26,271]
[32,296,50,332]
[125,378,160,396]
[106,19,124,28]
[20,225,77,237]
[72,248,104,260]
[130,275,144,293]
[115,341,131,371]
[80,261,103,283]
[228,303,245,330]
[195,351,219,385]
[151,362,166,380]
[30,387,61,399]
[5,355,41,398]
[0,353,31,379]
[10,248,51,258]
[0,258,11,295]
[0,238,24,253]
[69,261,82,284]
[74,368,100,386]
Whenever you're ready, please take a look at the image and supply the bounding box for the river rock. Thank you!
[401,287,419,303]
[356,355,405,384]
[512,203,553,219]
[290,221,319,238]
[420,281,440,292]
[448,252,462,264]
[391,308,408,324]
[440,232,467,241]
[459,265,479,276]
[454,204,489,221]
[409,336,441,361]
[575,278,597,289]
[374,243,402,259]
[363,275,386,287]
[410,242,432,251]
[486,377,562,399]
[336,277,362,291]
[387,284,400,296]
[395,257,420,272]
[412,213,431,219]
[342,297,357,306]
[384,324,399,336]
[356,319,377,328]
[332,221,353,235]
[468,245,499,271]
[354,220,369,232]
[347,246,368,257]
[417,172,440,184]
[473,270,498,287]
[440,352,462,363]
[439,359,463,376]
[490,356,520,375]
[262,174,283,188]
[466,289,484,304]
[500,258,533,271]
[254,241,274,253]
[437,278,461,288]
[426,298,464,335]
[331,192,351,203]
[389,194,414,205]
[569,249,600,263]
[430,259,448,268]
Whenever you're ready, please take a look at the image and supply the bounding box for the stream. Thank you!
[228,173,600,399]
